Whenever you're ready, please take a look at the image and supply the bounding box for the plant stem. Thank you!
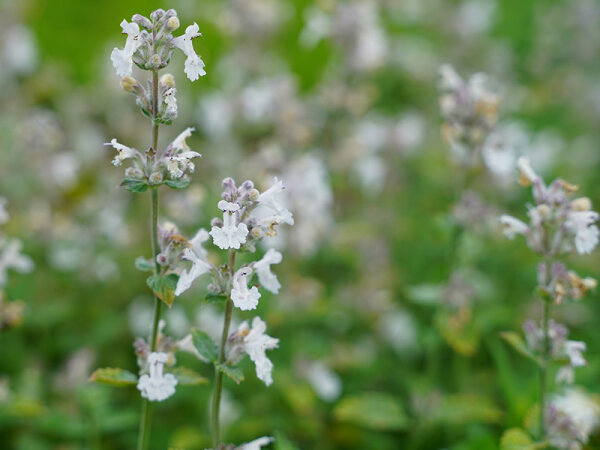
[539,297,550,440]
[137,69,161,450]
[211,250,236,448]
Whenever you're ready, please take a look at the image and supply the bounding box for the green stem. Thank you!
[137,68,161,450]
[211,250,236,448]
[539,298,550,440]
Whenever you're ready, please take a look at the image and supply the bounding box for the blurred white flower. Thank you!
[231,267,260,311]
[566,211,599,255]
[0,238,33,288]
[236,436,274,450]
[306,361,342,402]
[175,229,213,296]
[252,178,294,232]
[137,352,178,401]
[499,215,529,239]
[565,340,587,368]
[547,389,600,449]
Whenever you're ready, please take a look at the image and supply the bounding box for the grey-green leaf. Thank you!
[120,178,148,193]
[192,329,219,362]
[134,257,154,272]
[89,368,137,387]
[215,362,244,384]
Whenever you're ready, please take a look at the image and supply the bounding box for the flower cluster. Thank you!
[173,177,293,385]
[105,127,201,190]
[500,157,599,256]
[546,389,600,450]
[438,64,501,165]
[111,9,205,81]
[523,320,587,385]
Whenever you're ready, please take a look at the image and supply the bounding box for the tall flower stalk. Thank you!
[500,157,599,446]
[91,8,206,450]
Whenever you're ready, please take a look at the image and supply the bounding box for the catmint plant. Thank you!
[500,157,599,447]
[90,9,206,450]
[174,176,293,448]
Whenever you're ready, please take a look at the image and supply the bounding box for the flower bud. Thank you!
[125,167,143,179]
[160,73,176,88]
[156,253,168,266]
[149,172,164,185]
[150,54,162,69]
[248,189,260,201]
[120,76,138,93]
[166,16,180,31]
[250,227,263,239]
[132,14,153,30]
[571,197,592,212]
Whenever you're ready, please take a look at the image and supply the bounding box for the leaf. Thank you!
[165,178,190,190]
[167,367,209,386]
[433,394,503,425]
[333,393,409,431]
[134,257,154,272]
[215,362,244,384]
[191,330,219,362]
[500,331,541,365]
[204,292,228,304]
[500,428,547,450]
[89,368,137,387]
[146,274,179,307]
[120,178,148,193]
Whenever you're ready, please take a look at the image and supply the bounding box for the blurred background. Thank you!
[1,0,600,448]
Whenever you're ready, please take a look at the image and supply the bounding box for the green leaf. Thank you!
[433,394,503,425]
[134,257,154,272]
[500,331,541,365]
[89,368,137,387]
[146,274,178,307]
[167,367,209,386]
[500,428,547,450]
[215,362,244,384]
[204,292,228,304]
[191,330,219,362]
[164,178,190,190]
[333,393,409,431]
[120,178,148,193]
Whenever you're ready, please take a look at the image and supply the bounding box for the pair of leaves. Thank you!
[120,177,189,194]
[89,367,207,387]
[147,274,179,307]
[191,330,245,384]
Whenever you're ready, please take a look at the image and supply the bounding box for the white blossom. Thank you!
[211,203,248,250]
[0,198,9,225]
[566,210,600,255]
[517,157,539,186]
[172,23,206,81]
[548,389,600,449]
[240,317,279,386]
[252,178,294,232]
[0,238,34,288]
[499,215,529,239]
[110,20,143,77]
[164,128,201,179]
[175,229,213,296]
[565,340,587,368]
[164,87,178,118]
[230,267,260,311]
[236,436,274,450]
[137,352,177,402]
[104,138,140,166]
[306,361,342,402]
[252,248,282,294]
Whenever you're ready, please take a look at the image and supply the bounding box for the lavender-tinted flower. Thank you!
[546,389,600,449]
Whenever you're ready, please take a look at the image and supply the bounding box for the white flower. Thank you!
[438,64,463,91]
[517,157,539,186]
[252,248,282,294]
[0,238,34,288]
[566,210,600,255]
[172,23,206,81]
[306,361,342,402]
[0,198,9,225]
[240,317,279,386]
[565,340,587,368]
[251,178,294,233]
[210,203,248,250]
[175,229,212,296]
[110,20,143,77]
[499,215,529,239]
[230,267,260,311]
[556,366,575,385]
[164,128,201,179]
[548,389,600,448]
[104,138,141,167]
[137,352,177,402]
[164,87,178,118]
[236,436,274,450]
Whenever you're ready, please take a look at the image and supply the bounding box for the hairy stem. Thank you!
[211,250,236,448]
[137,69,161,450]
[539,297,550,440]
